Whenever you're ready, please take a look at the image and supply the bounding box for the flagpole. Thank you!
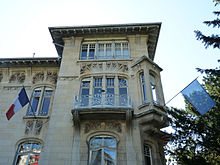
[22,85,37,119]
[164,76,199,106]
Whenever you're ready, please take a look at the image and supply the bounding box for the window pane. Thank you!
[28,153,40,165]
[16,154,28,165]
[104,138,116,148]
[104,149,116,165]
[94,78,102,87]
[81,88,89,107]
[90,149,102,165]
[115,43,121,59]
[118,78,127,87]
[106,43,112,59]
[81,44,88,60]
[19,143,32,153]
[150,75,157,103]
[39,97,50,116]
[32,143,42,153]
[141,74,147,103]
[90,138,102,149]
[98,44,104,59]
[93,88,102,106]
[122,43,129,59]
[27,97,39,116]
[106,78,114,87]
[144,145,152,165]
[89,44,95,59]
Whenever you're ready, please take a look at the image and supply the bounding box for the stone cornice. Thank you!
[131,55,163,71]
[0,57,60,67]
[49,23,161,60]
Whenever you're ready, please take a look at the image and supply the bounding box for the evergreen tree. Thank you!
[166,72,220,165]
[166,1,220,164]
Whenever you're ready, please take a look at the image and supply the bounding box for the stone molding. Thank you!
[80,61,129,74]
[84,120,122,133]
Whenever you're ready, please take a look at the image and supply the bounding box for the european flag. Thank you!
[181,79,216,115]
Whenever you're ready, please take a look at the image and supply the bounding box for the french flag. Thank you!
[6,88,29,120]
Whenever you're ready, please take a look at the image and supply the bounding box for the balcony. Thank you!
[74,94,132,109]
[72,94,133,122]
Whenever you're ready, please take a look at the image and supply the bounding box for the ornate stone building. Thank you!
[0,23,170,165]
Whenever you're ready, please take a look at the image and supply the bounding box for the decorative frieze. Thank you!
[9,72,25,84]
[80,62,128,74]
[33,71,58,84]
[33,72,44,84]
[84,120,122,133]
[46,71,58,84]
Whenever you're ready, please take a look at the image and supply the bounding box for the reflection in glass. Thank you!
[89,136,117,165]
[15,142,42,165]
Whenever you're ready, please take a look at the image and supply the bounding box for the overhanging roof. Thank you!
[0,57,60,68]
[49,23,161,60]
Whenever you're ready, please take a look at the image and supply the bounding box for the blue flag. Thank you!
[181,79,216,115]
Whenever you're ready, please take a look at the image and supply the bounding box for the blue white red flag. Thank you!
[6,88,29,120]
[181,79,216,115]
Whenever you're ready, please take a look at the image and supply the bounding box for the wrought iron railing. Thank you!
[74,94,132,109]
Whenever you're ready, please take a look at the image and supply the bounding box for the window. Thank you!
[77,76,129,108]
[118,77,128,106]
[150,74,157,103]
[140,73,147,103]
[144,144,152,165]
[93,78,103,106]
[106,78,115,106]
[26,86,53,117]
[14,141,42,165]
[89,136,117,165]
[80,41,130,60]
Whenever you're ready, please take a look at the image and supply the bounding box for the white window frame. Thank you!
[80,41,130,60]
[26,86,53,117]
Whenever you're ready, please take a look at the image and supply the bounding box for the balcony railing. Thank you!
[74,94,132,109]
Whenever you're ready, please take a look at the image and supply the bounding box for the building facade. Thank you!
[0,23,169,165]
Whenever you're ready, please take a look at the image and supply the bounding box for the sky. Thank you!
[0,0,219,109]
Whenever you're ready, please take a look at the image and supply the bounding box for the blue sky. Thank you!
[0,0,219,108]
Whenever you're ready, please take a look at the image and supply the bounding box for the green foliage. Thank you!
[194,2,220,49]
[166,71,220,165]
[166,1,220,164]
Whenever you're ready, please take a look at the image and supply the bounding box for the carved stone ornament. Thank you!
[80,63,92,74]
[25,120,34,135]
[9,72,25,84]
[33,72,44,84]
[34,120,43,135]
[46,71,58,84]
[84,121,122,133]
[80,62,128,75]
